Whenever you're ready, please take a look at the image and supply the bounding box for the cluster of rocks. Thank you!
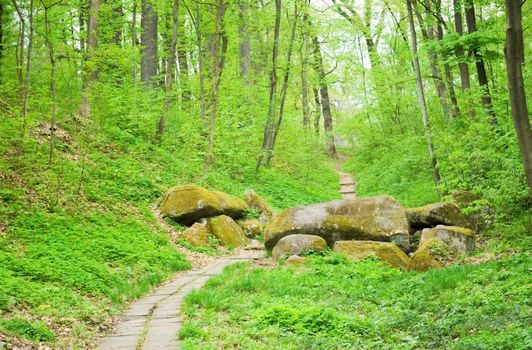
[266,196,476,271]
[159,185,273,248]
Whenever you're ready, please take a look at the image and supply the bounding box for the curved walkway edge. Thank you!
[97,249,263,350]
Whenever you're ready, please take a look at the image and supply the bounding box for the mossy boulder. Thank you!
[180,222,211,247]
[236,218,264,237]
[284,255,307,266]
[264,196,409,251]
[207,215,248,248]
[406,202,466,230]
[271,234,327,260]
[420,225,475,254]
[451,191,495,232]
[244,189,274,222]
[211,191,250,218]
[159,185,249,225]
[333,241,409,269]
[408,238,456,272]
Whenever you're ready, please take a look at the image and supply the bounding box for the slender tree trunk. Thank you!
[300,54,310,128]
[312,35,336,157]
[256,0,281,171]
[177,22,190,102]
[155,0,179,144]
[195,0,206,120]
[204,0,227,175]
[313,87,321,134]
[112,0,123,45]
[141,0,158,84]
[0,1,4,79]
[12,0,25,107]
[263,3,299,167]
[238,1,251,81]
[132,0,138,79]
[406,0,442,191]
[79,0,99,118]
[452,0,470,90]
[465,0,496,123]
[504,0,532,191]
[21,0,34,130]
[79,1,86,51]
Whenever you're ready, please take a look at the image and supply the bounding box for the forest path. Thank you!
[335,154,356,199]
[97,246,263,350]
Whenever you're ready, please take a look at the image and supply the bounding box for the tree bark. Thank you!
[313,87,321,134]
[312,35,336,157]
[452,0,471,90]
[300,54,310,128]
[177,23,190,102]
[238,1,251,81]
[155,0,179,145]
[194,0,206,120]
[79,0,99,118]
[12,0,25,107]
[504,0,532,191]
[204,0,227,174]
[22,0,34,129]
[406,0,442,191]
[141,0,158,84]
[256,0,281,171]
[465,0,496,123]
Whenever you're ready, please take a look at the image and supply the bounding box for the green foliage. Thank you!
[0,318,55,342]
[180,253,531,349]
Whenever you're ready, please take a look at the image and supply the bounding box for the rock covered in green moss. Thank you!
[244,189,274,222]
[408,238,456,271]
[284,255,307,266]
[181,222,211,247]
[406,202,466,229]
[264,196,409,251]
[159,185,249,225]
[333,240,409,269]
[236,218,264,237]
[207,215,248,248]
[272,234,327,260]
[420,225,475,254]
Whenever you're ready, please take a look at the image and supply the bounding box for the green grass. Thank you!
[179,253,532,349]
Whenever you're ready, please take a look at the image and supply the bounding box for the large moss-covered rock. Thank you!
[451,191,494,231]
[264,196,409,251]
[159,185,249,225]
[333,241,409,269]
[207,215,248,248]
[420,225,475,254]
[236,218,264,237]
[272,234,327,260]
[180,222,211,247]
[211,191,250,218]
[160,185,224,225]
[406,202,466,229]
[244,189,274,222]
[408,238,456,272]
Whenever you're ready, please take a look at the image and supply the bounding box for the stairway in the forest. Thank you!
[335,155,356,199]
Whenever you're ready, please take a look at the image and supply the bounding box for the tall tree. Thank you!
[504,0,532,191]
[204,0,227,174]
[141,0,158,84]
[256,0,281,171]
[311,35,336,157]
[465,0,495,122]
[79,0,99,118]
[406,0,442,190]
[452,0,471,91]
[238,0,251,80]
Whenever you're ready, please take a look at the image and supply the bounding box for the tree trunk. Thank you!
[132,0,138,79]
[406,0,442,191]
[112,0,123,45]
[195,0,206,120]
[155,0,179,145]
[79,0,99,118]
[504,0,532,191]
[263,2,299,167]
[204,0,227,175]
[313,87,321,134]
[0,1,4,78]
[452,0,470,90]
[312,35,336,157]
[238,1,251,81]
[256,0,281,172]
[177,24,190,102]
[465,0,496,123]
[22,0,34,129]
[300,54,310,128]
[141,0,158,84]
[12,0,25,107]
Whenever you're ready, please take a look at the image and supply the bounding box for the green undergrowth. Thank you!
[179,252,532,349]
[0,86,339,347]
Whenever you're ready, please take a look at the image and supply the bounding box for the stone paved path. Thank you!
[97,249,263,350]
